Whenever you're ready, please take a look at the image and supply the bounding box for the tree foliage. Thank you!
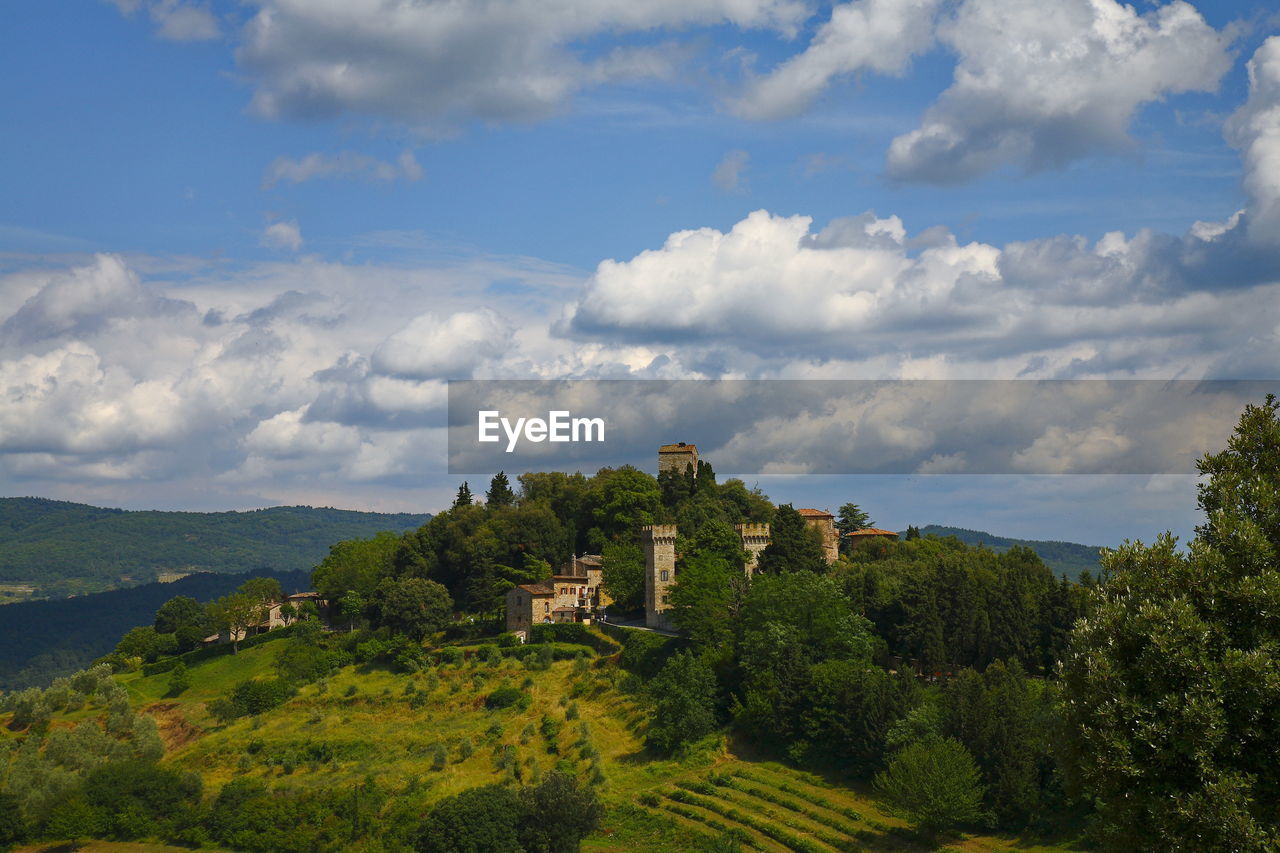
[873,737,986,835]
[1061,396,1280,850]
[646,651,718,754]
[756,505,826,574]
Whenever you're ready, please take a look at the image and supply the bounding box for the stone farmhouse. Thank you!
[203,591,330,646]
[504,554,611,639]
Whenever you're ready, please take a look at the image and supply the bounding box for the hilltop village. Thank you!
[505,442,896,635]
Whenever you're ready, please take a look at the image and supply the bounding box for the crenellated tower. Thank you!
[642,524,678,630]
[735,522,771,575]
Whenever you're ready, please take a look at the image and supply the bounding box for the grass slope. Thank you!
[0,497,429,594]
[916,525,1103,581]
[4,631,1084,852]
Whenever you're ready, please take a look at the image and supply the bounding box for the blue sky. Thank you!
[3,0,1279,546]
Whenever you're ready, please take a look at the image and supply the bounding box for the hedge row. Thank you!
[140,624,302,676]
[596,623,687,678]
[528,623,621,656]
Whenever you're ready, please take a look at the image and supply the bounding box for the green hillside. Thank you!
[0,498,429,597]
[915,525,1103,580]
[0,628,1082,853]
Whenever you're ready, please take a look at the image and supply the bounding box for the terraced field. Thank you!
[615,762,1074,853]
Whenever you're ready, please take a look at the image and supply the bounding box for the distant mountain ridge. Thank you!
[915,525,1103,580]
[0,497,430,597]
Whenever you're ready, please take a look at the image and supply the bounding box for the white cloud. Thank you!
[260,219,303,251]
[712,150,750,191]
[234,0,809,128]
[262,149,424,188]
[565,206,1280,377]
[732,0,939,120]
[887,0,1233,183]
[371,310,514,380]
[1227,37,1280,242]
[105,0,219,41]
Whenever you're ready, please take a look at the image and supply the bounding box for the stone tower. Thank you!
[658,442,698,476]
[798,508,839,563]
[736,523,771,575]
[642,524,678,630]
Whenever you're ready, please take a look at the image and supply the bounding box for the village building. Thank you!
[504,553,609,640]
[797,508,840,563]
[505,583,555,638]
[204,591,330,646]
[658,442,698,475]
[845,527,899,542]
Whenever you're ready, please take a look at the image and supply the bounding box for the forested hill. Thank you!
[916,525,1103,580]
[0,497,429,596]
[0,569,310,691]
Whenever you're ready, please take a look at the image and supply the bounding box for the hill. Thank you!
[0,627,1083,852]
[0,497,429,597]
[0,569,311,691]
[916,524,1103,580]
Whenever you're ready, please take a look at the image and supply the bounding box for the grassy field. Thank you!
[7,631,1085,852]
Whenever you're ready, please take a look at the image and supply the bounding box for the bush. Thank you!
[873,737,986,835]
[166,662,191,697]
[437,646,464,665]
[497,633,519,648]
[485,686,530,710]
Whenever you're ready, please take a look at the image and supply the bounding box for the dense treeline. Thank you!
[0,569,310,691]
[917,525,1103,580]
[0,497,428,594]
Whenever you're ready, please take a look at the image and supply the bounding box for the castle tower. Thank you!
[658,442,698,476]
[642,524,678,630]
[798,509,839,563]
[736,523,771,576]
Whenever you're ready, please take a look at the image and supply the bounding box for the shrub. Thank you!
[486,686,529,710]
[873,737,986,836]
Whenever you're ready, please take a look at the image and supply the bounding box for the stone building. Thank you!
[736,522,771,575]
[658,442,698,476]
[549,554,610,620]
[642,524,679,631]
[503,554,610,639]
[798,508,840,563]
[505,583,555,638]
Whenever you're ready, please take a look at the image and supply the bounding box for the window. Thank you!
[660,570,669,582]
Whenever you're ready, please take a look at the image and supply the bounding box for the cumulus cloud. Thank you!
[711,150,750,191]
[887,0,1233,183]
[234,0,809,128]
[565,205,1280,375]
[371,310,515,380]
[732,0,939,120]
[262,149,423,189]
[106,0,220,41]
[1227,37,1280,241]
[260,219,303,251]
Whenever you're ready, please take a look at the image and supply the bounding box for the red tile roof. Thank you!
[514,584,554,595]
[845,528,898,537]
[797,508,834,517]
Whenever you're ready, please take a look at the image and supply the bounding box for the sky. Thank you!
[2,0,1280,546]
